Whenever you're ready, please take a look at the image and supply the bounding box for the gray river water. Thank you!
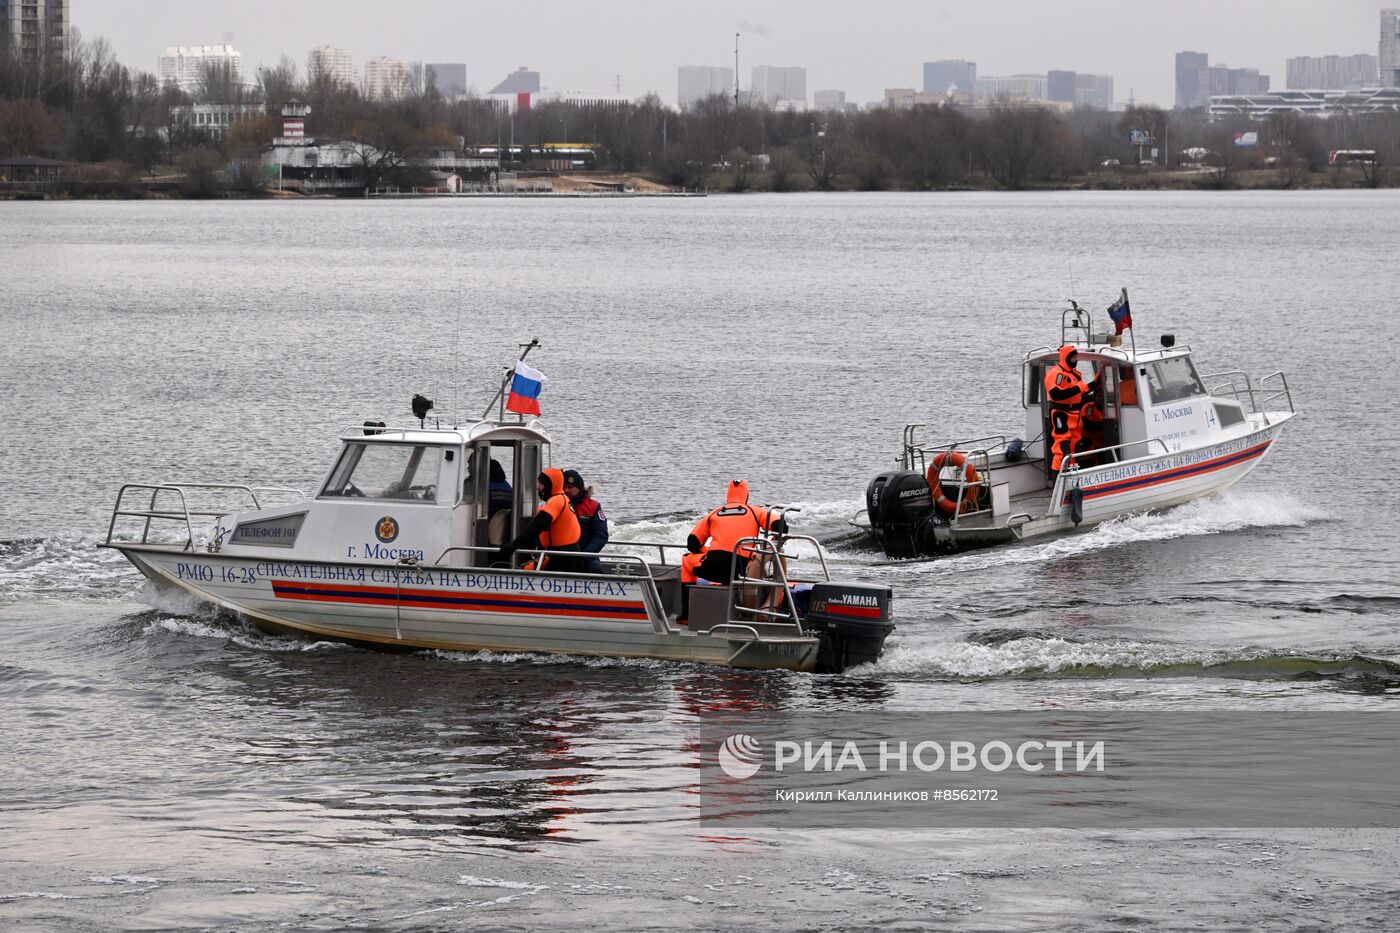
[3,191,1400,930]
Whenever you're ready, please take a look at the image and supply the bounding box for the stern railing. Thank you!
[723,536,808,634]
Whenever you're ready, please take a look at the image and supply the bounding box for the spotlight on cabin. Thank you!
[1160,334,1176,348]
[411,394,434,427]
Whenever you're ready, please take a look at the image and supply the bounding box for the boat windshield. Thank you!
[320,443,439,500]
[1143,356,1206,404]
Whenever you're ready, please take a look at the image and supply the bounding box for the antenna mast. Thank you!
[734,32,740,109]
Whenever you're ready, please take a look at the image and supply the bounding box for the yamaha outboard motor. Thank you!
[865,471,939,559]
[801,582,895,673]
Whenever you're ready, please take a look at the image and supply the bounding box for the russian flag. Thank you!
[506,361,548,416]
[1107,289,1132,335]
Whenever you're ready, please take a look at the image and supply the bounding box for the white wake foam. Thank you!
[926,489,1327,575]
[141,614,349,653]
[431,648,690,671]
[861,637,1231,678]
[0,536,141,603]
[852,633,1377,680]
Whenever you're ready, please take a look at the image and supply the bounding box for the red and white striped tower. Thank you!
[281,100,310,139]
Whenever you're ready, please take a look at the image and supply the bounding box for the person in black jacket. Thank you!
[562,469,607,572]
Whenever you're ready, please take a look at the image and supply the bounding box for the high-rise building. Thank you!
[425,62,467,97]
[363,56,410,100]
[307,46,356,87]
[813,89,847,112]
[158,45,242,94]
[922,60,976,97]
[677,65,733,109]
[974,74,1048,102]
[1175,51,1209,109]
[1286,54,1378,90]
[1075,74,1114,109]
[0,0,66,59]
[489,66,540,95]
[1047,70,1077,103]
[751,65,806,107]
[1382,9,1400,87]
[1176,52,1269,108]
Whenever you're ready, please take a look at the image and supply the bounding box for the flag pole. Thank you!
[481,337,541,421]
[1122,288,1135,358]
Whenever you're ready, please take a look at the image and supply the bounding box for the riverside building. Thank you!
[1207,87,1400,119]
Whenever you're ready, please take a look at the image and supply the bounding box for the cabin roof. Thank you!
[1026,342,1192,367]
[337,420,549,445]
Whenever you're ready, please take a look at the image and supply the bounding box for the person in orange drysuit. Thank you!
[500,468,586,573]
[1044,344,1102,473]
[681,480,786,585]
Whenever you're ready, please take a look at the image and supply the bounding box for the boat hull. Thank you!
[864,416,1292,557]
[112,545,820,672]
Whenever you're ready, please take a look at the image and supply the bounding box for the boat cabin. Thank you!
[1022,330,1247,473]
[213,421,554,567]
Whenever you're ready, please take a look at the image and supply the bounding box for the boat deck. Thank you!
[950,492,1052,531]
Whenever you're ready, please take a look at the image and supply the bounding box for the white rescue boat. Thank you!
[855,299,1296,558]
[103,356,894,673]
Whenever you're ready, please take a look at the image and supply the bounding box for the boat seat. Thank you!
[687,583,731,631]
[647,563,682,618]
[487,509,512,546]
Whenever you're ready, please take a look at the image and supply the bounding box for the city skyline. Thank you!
[75,0,1389,108]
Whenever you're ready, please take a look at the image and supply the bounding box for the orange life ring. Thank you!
[926,451,980,516]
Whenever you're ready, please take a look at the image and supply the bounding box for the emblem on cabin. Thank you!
[375,516,400,543]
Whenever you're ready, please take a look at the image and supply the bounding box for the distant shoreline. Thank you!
[2,166,1393,201]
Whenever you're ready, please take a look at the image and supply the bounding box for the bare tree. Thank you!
[800,131,844,190]
[178,146,225,197]
[766,146,801,191]
[884,105,970,189]
[348,113,428,189]
[685,94,737,187]
[727,147,754,192]
[196,60,243,105]
[1357,111,1399,188]
[0,98,62,154]
[257,56,300,116]
[1200,124,1254,188]
[980,103,1052,189]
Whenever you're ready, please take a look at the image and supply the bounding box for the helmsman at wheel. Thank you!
[1044,344,1102,474]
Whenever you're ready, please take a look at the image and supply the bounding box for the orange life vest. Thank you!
[537,467,581,549]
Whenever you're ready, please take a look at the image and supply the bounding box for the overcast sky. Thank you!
[77,1,1389,108]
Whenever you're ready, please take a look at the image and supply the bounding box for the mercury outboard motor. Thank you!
[801,582,895,673]
[865,471,939,559]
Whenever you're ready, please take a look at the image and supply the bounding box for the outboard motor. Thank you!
[801,582,895,674]
[865,471,939,559]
